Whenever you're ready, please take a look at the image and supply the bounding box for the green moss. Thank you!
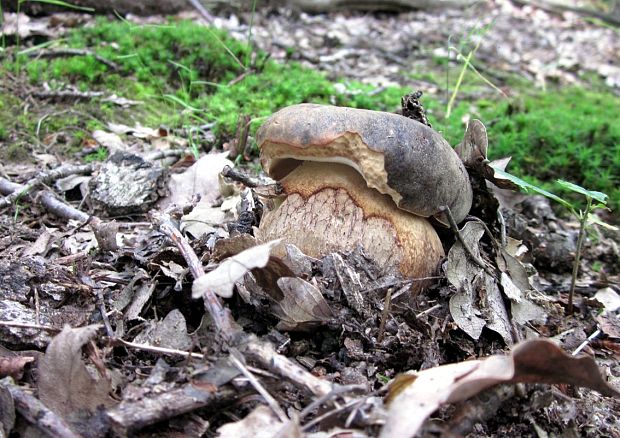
[481,89,620,209]
[84,147,108,162]
[2,17,618,211]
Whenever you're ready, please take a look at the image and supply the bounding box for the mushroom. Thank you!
[255,104,473,288]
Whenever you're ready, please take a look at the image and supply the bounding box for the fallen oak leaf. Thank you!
[381,338,620,438]
[446,221,513,344]
[192,239,281,299]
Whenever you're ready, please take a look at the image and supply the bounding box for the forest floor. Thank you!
[0,1,619,437]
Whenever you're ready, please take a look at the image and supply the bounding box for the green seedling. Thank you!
[493,167,615,314]
[555,180,615,314]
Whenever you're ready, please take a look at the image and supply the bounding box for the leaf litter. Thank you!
[0,113,619,436]
[0,6,620,438]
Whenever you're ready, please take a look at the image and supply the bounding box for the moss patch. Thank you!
[1,17,618,210]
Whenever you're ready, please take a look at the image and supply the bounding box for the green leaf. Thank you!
[162,94,201,111]
[556,180,608,204]
[587,213,619,231]
[491,166,573,210]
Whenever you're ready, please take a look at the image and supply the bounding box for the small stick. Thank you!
[152,212,335,398]
[572,328,601,356]
[440,206,495,277]
[0,321,61,332]
[95,288,115,338]
[106,384,235,434]
[32,90,106,101]
[28,48,120,71]
[153,211,239,341]
[113,339,205,360]
[299,384,367,421]
[301,396,369,432]
[0,164,94,209]
[229,350,288,422]
[377,288,393,343]
[221,165,261,188]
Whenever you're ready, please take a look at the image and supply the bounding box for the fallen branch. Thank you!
[0,164,95,209]
[106,384,237,435]
[0,176,94,224]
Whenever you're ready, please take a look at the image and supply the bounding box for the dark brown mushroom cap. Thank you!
[257,104,473,223]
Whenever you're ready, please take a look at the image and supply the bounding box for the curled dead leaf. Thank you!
[192,239,281,299]
[37,325,114,421]
[382,338,620,438]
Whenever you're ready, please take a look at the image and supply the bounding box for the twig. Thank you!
[415,304,442,318]
[0,164,95,209]
[113,338,204,360]
[95,288,114,338]
[301,395,369,432]
[221,165,262,188]
[39,191,93,223]
[377,288,393,343]
[152,211,239,340]
[144,149,188,161]
[298,384,367,421]
[572,328,601,356]
[229,350,288,422]
[440,206,495,277]
[27,48,120,71]
[1,378,81,438]
[0,321,61,332]
[241,337,333,397]
[106,384,236,435]
[185,0,215,23]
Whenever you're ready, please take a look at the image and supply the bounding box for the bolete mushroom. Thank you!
[255,104,473,288]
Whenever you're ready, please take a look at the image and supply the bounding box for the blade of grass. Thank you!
[20,0,95,12]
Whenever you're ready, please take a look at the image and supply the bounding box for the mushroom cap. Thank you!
[257,103,473,224]
[255,161,444,285]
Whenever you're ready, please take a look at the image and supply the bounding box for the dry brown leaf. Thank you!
[447,221,512,344]
[454,119,488,168]
[160,152,233,209]
[273,277,333,331]
[181,201,229,238]
[192,239,281,299]
[381,338,620,438]
[133,309,192,351]
[38,325,114,420]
